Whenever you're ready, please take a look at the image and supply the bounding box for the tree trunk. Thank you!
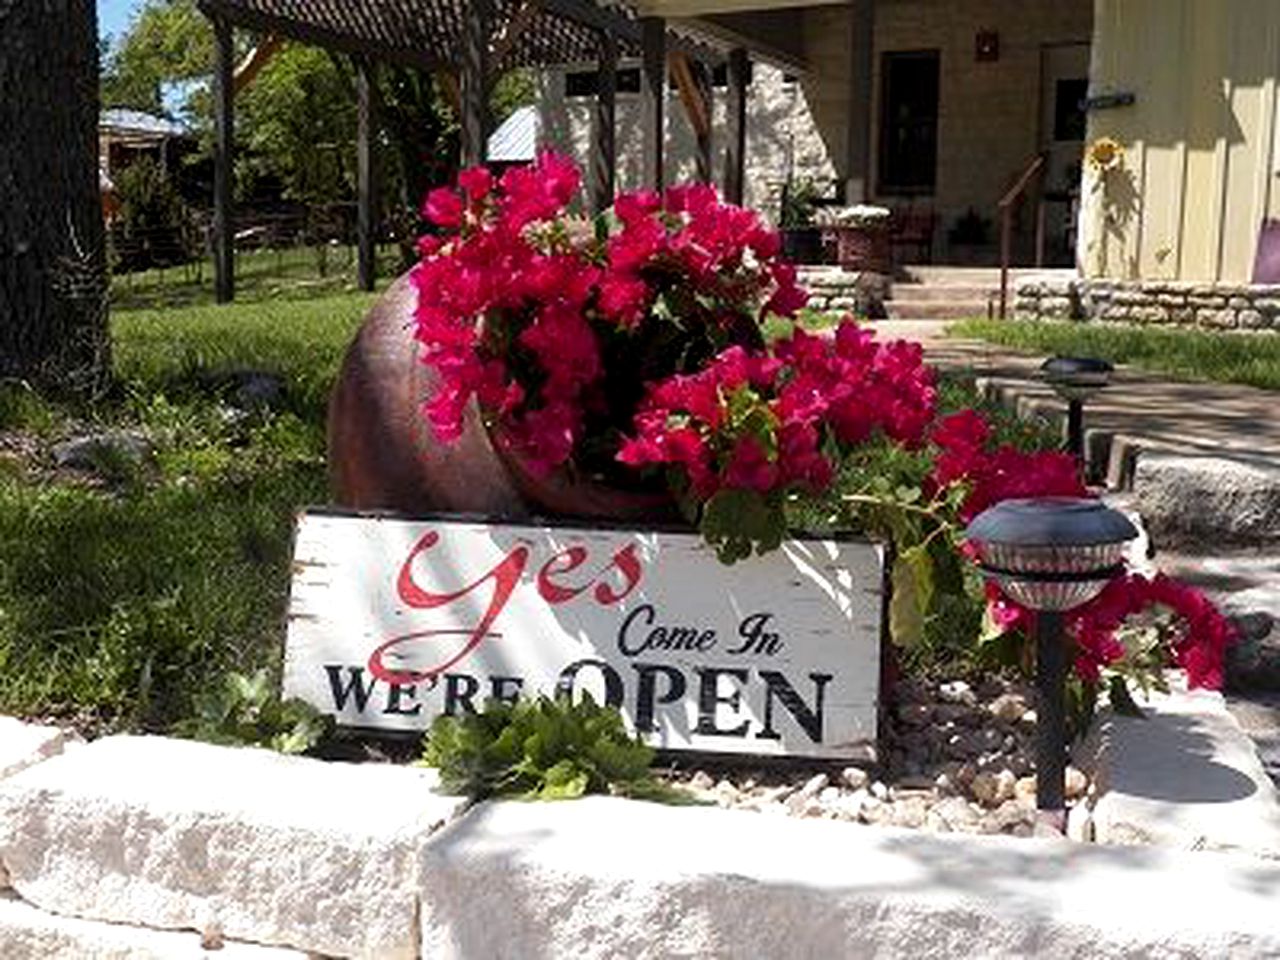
[0,0,110,394]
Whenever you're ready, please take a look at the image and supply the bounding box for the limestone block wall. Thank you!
[537,61,839,222]
[1014,276,1280,330]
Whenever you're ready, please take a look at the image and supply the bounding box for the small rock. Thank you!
[818,786,840,806]
[988,692,1029,723]
[841,767,869,791]
[870,780,889,800]
[1067,802,1095,842]
[1014,776,1038,807]
[889,796,930,829]
[796,772,829,801]
[897,703,933,726]
[1065,766,1089,800]
[939,680,977,706]
[689,770,714,791]
[52,430,152,471]
[1020,709,1038,726]
[971,769,1016,807]
[757,784,793,805]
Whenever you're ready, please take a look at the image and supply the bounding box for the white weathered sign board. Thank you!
[283,510,883,760]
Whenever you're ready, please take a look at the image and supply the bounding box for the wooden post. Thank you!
[692,59,713,184]
[593,32,618,214]
[845,0,874,203]
[212,13,235,304]
[356,58,377,293]
[724,47,749,205]
[640,17,666,191]
[460,0,491,167]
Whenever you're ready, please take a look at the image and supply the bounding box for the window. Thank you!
[564,68,641,98]
[878,51,940,195]
[1053,78,1088,142]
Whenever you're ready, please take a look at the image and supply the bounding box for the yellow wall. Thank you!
[1084,0,1280,282]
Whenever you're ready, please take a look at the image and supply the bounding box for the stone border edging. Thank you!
[420,795,1280,958]
[0,723,1277,957]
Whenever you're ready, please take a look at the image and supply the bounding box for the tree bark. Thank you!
[0,0,110,394]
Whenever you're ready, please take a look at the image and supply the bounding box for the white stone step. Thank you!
[885,299,991,320]
[0,718,69,781]
[0,736,470,958]
[0,891,307,959]
[420,795,1280,958]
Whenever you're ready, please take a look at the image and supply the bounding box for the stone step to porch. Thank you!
[898,265,1075,286]
[885,297,992,320]
[886,283,993,303]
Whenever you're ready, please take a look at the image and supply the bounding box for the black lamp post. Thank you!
[966,497,1137,828]
[1039,356,1114,463]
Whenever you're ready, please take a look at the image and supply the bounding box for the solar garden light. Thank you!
[966,497,1137,828]
[1039,356,1114,463]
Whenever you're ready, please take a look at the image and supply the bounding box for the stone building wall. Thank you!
[1015,276,1280,331]
[538,61,839,223]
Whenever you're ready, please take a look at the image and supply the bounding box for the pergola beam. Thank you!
[592,31,618,214]
[233,33,285,94]
[844,0,874,202]
[640,17,666,190]
[670,50,712,183]
[212,13,235,304]
[356,58,378,292]
[460,0,493,166]
[724,46,749,204]
[198,0,441,72]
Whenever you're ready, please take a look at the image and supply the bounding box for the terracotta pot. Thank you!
[327,273,677,523]
[832,226,892,273]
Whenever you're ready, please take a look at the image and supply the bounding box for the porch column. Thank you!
[692,59,714,184]
[724,47,749,205]
[640,17,666,191]
[460,0,492,167]
[356,58,378,293]
[211,13,235,304]
[845,0,874,203]
[592,32,618,214]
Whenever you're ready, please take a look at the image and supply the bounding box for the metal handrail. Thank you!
[998,152,1047,319]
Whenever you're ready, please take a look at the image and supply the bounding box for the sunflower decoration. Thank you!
[1086,136,1125,173]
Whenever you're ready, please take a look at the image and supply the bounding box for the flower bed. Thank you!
[409,153,1234,727]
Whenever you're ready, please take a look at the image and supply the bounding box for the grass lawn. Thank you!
[110,244,404,313]
[0,291,377,732]
[953,318,1280,392]
[0,297,1047,736]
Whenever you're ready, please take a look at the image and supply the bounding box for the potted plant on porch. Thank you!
[813,203,893,273]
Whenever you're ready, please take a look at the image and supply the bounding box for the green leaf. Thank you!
[699,488,787,564]
[889,547,933,648]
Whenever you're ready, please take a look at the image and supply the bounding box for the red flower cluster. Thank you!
[411,155,807,475]
[928,410,1087,521]
[617,322,936,501]
[1067,573,1235,689]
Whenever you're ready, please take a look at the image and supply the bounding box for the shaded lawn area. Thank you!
[953,318,1280,392]
[0,292,377,733]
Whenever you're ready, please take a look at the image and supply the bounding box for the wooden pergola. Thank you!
[196,0,752,303]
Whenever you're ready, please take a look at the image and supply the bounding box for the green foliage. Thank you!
[0,292,371,731]
[700,488,787,563]
[780,178,821,228]
[110,157,195,271]
[176,669,331,754]
[422,695,678,802]
[101,0,213,115]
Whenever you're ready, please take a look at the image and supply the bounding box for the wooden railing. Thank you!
[997,152,1048,319]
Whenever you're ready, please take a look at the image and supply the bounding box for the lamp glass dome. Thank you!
[966,497,1138,611]
[1040,356,1114,402]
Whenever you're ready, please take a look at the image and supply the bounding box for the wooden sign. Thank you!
[283,510,884,760]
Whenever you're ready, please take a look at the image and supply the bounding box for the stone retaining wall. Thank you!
[1015,276,1280,330]
[797,267,886,316]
